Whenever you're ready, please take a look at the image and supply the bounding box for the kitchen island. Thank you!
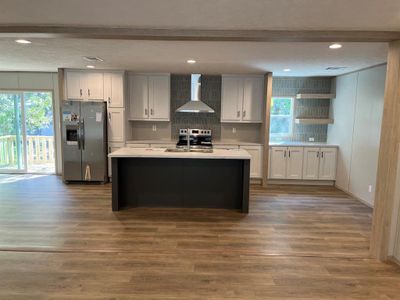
[109,147,251,213]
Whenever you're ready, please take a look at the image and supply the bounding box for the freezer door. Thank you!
[81,102,107,182]
[62,101,82,181]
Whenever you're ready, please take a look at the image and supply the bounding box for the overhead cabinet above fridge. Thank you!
[65,70,104,101]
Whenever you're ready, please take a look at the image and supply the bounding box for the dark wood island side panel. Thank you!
[112,157,250,213]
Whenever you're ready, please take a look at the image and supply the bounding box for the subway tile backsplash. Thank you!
[171,75,222,139]
[272,77,334,143]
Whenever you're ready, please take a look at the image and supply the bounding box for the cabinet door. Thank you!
[319,147,337,180]
[240,145,263,178]
[108,142,124,177]
[269,147,287,179]
[302,147,320,180]
[242,77,263,122]
[66,71,83,100]
[129,75,149,120]
[104,72,124,108]
[286,147,304,179]
[107,108,125,143]
[149,75,170,120]
[86,72,104,100]
[221,76,243,122]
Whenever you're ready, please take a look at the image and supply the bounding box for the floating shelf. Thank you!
[295,118,334,125]
[295,93,335,99]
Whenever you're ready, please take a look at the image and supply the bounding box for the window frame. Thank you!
[269,97,295,140]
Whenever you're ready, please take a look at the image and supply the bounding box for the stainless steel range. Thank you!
[167,129,213,153]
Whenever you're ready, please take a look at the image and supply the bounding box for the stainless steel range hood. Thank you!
[175,74,215,113]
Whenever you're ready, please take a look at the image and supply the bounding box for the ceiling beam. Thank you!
[0,25,399,42]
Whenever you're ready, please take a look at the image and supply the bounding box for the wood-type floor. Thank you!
[0,174,399,299]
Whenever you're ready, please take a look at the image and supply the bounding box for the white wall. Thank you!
[0,72,62,175]
[328,64,386,207]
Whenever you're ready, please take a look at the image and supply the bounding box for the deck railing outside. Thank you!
[0,135,54,167]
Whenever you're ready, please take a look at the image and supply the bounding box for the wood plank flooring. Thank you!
[0,174,399,299]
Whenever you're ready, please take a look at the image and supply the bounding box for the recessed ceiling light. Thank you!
[187,59,196,64]
[15,39,31,44]
[86,65,95,69]
[329,43,342,49]
[283,68,291,72]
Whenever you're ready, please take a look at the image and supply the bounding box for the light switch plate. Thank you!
[309,137,315,142]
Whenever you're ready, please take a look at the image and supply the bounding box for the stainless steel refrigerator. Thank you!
[62,101,108,183]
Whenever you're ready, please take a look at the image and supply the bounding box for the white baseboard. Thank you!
[266,179,334,186]
[334,185,374,208]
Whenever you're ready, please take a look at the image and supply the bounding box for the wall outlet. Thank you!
[232,127,236,134]
[309,137,315,142]
[152,125,157,132]
[368,185,373,193]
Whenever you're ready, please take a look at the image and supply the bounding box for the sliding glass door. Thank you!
[0,92,25,172]
[0,91,55,174]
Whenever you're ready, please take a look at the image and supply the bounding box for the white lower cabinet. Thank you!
[318,147,337,180]
[302,147,320,180]
[108,142,125,177]
[269,146,337,181]
[239,145,263,178]
[269,147,303,179]
[269,147,287,179]
[286,147,304,179]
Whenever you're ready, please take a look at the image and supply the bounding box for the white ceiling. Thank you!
[0,0,394,75]
[1,0,400,31]
[0,38,388,76]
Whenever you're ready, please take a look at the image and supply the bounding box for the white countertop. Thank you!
[124,139,337,147]
[125,139,263,146]
[269,141,338,147]
[109,147,252,160]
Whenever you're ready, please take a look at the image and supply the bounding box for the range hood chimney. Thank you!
[175,74,215,113]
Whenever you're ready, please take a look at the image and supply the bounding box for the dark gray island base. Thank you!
[110,148,251,213]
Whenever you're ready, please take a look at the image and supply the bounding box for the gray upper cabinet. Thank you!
[221,75,264,123]
[129,74,170,121]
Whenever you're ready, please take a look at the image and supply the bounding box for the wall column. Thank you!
[371,40,400,260]
[262,73,273,187]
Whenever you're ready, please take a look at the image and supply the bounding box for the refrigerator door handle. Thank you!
[81,118,85,150]
[77,123,81,150]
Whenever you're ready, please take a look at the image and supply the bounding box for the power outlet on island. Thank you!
[368,185,373,193]
[232,127,236,134]
[152,124,157,132]
[309,137,315,142]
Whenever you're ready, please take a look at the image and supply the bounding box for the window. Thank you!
[269,97,294,141]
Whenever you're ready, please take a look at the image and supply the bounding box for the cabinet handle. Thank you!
[243,110,246,117]
[150,108,154,115]
[237,111,240,118]
[288,150,291,158]
[88,89,91,97]
[284,150,286,158]
[317,151,319,158]
[80,89,82,97]
[108,112,111,120]
[321,151,324,158]
[108,97,111,104]
[145,108,148,116]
